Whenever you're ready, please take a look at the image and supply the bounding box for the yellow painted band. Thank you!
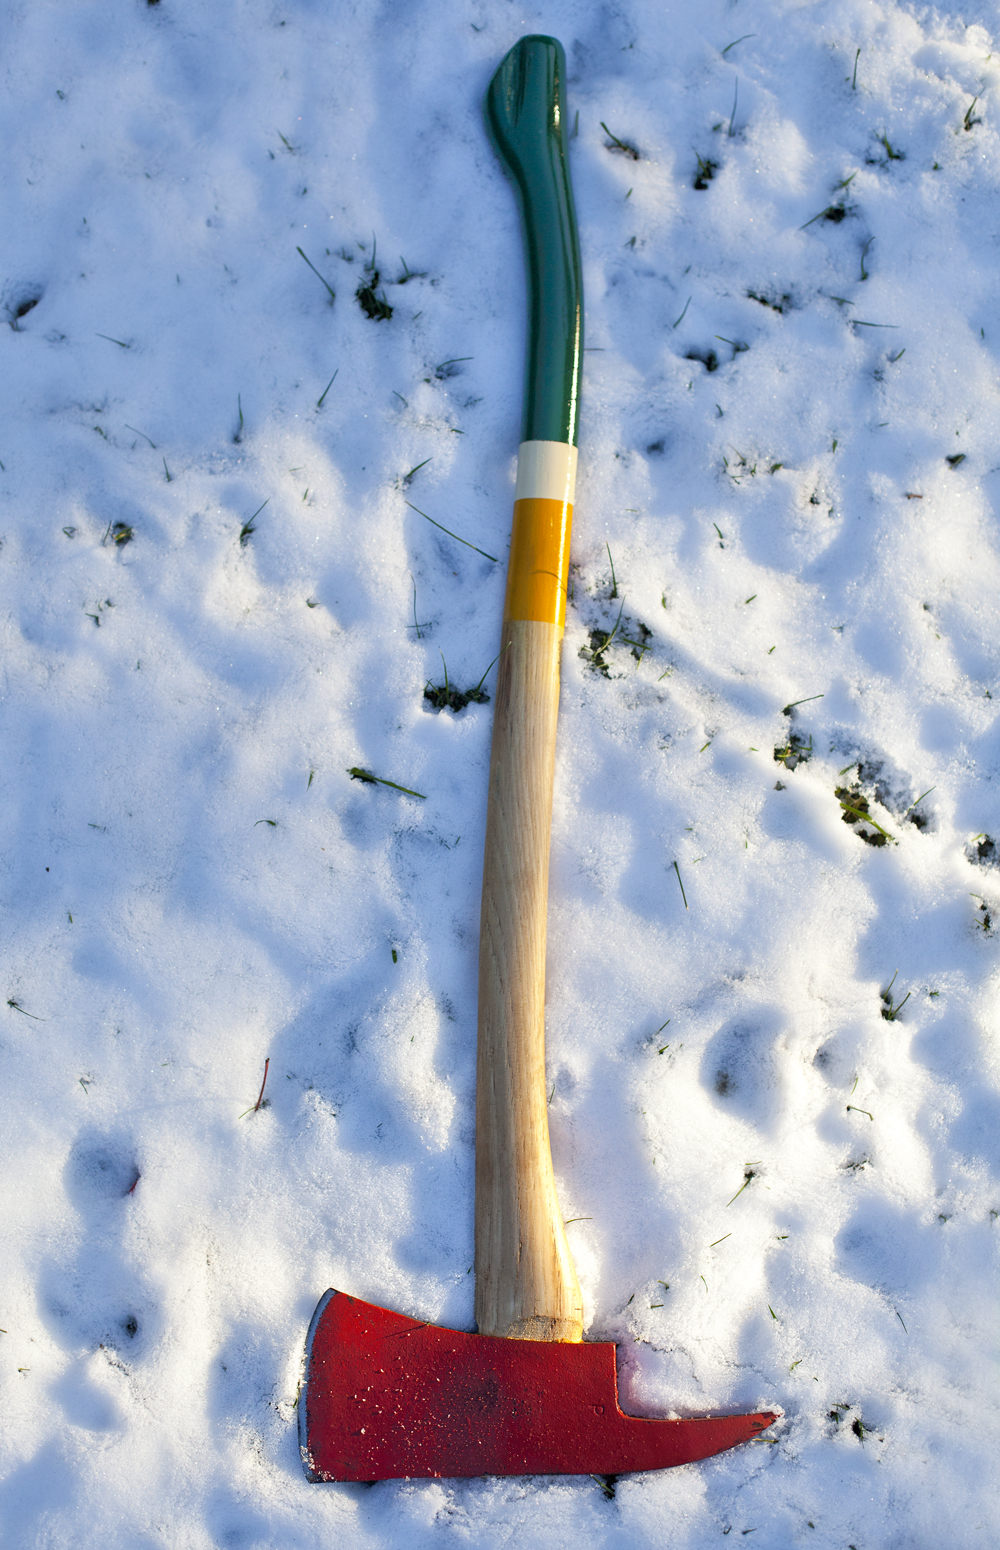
[503,497,573,626]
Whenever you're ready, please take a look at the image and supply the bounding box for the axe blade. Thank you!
[301,1291,779,1482]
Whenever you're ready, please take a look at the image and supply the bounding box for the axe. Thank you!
[300,34,778,1483]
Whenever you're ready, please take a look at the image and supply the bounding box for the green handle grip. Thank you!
[485,35,583,448]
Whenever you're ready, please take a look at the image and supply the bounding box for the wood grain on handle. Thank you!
[475,440,582,1342]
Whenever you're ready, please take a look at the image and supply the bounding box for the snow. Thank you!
[2,0,999,1544]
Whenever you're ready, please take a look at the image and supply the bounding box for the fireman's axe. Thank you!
[301,34,778,1482]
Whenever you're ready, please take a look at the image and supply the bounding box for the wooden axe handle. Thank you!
[476,35,584,1344]
[475,615,582,1341]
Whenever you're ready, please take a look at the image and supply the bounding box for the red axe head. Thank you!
[301,1292,778,1482]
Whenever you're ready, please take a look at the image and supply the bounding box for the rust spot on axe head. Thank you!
[301,1291,779,1481]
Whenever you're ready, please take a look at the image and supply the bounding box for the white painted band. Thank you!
[514,440,578,504]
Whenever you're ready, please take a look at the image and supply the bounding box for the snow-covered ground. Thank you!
[2,1,999,1544]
